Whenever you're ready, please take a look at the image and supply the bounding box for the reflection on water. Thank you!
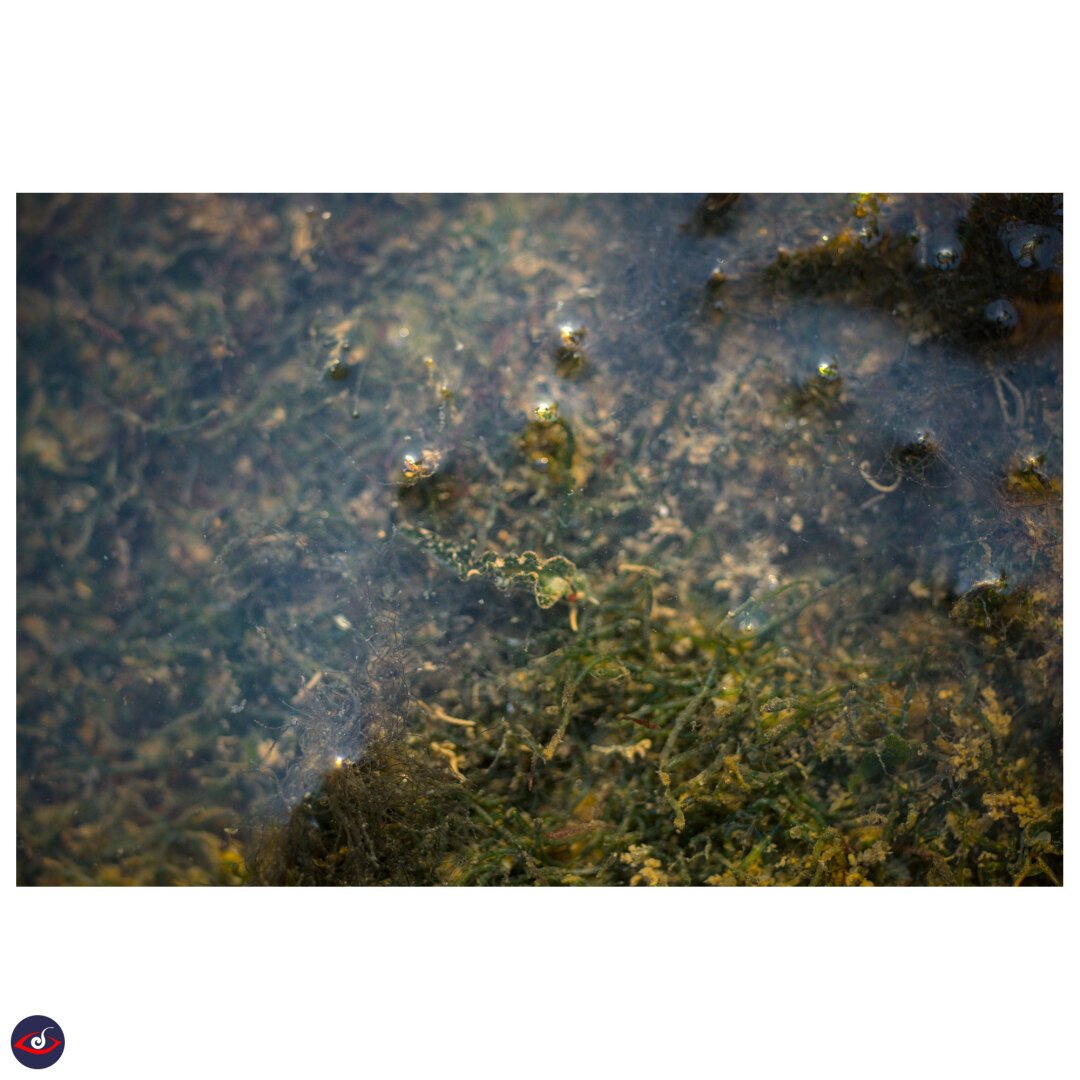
[17,194,1062,885]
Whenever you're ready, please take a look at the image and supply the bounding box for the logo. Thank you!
[10,1017,65,1069]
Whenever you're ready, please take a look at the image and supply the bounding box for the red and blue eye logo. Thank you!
[10,1017,64,1069]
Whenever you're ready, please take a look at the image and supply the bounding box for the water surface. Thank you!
[17,194,1062,885]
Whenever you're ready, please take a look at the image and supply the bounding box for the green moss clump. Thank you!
[950,577,1034,638]
[425,573,1058,885]
[765,193,1062,346]
[1002,453,1061,503]
[517,415,576,487]
[249,728,475,886]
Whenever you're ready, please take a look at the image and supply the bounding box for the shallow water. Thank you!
[17,194,1062,885]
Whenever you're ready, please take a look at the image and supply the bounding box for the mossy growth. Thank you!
[765,193,1063,347]
[249,726,475,885]
[1001,453,1061,504]
[950,577,1036,640]
[517,414,576,487]
[244,544,1053,887]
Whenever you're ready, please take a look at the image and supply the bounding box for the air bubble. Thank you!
[1001,221,1062,270]
[816,357,840,381]
[854,221,881,248]
[918,229,962,271]
[933,242,961,270]
[729,602,768,635]
[705,267,727,311]
[553,324,588,378]
[984,299,1018,330]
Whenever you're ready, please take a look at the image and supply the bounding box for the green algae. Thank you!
[399,523,590,611]
[17,194,1062,887]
